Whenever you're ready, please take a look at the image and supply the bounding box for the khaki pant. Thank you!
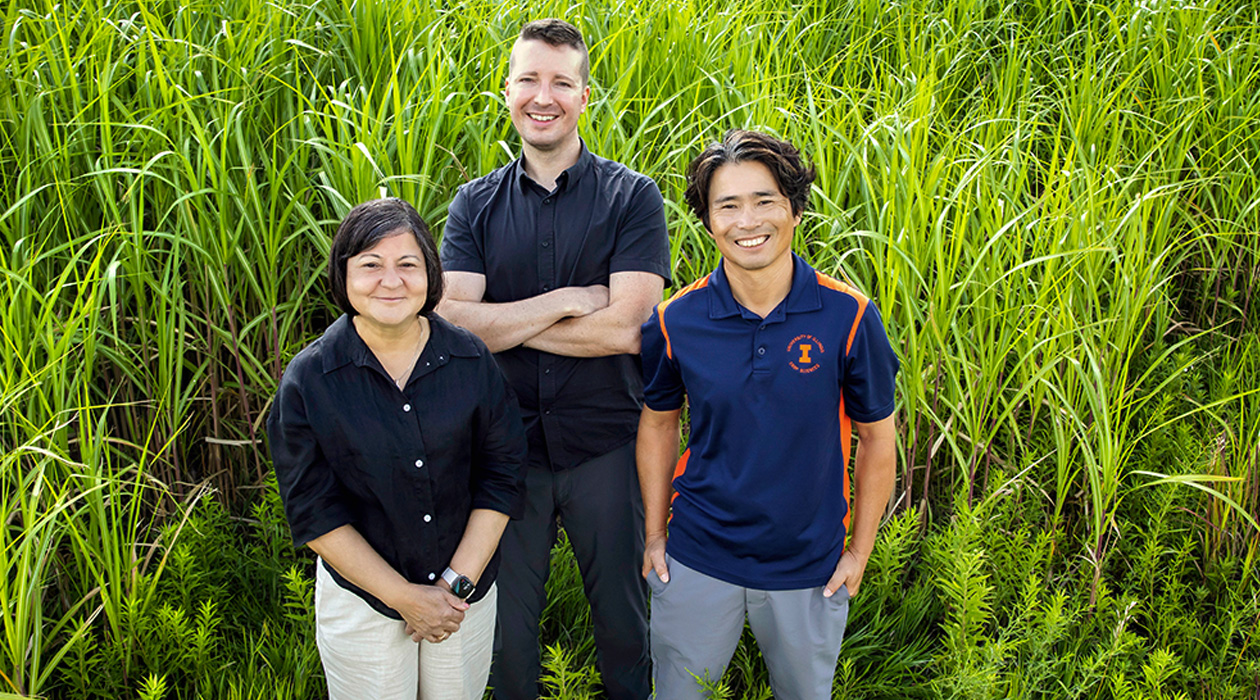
[315,559,496,700]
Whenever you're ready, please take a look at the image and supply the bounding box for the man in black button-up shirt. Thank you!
[438,19,670,700]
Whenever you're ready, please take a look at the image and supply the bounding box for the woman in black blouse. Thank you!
[267,198,526,700]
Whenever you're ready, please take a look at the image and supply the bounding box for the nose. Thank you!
[534,81,554,105]
[736,205,758,229]
[381,264,403,287]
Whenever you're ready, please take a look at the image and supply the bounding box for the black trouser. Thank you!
[491,440,650,700]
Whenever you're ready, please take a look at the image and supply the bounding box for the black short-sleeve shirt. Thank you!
[266,314,527,615]
[441,145,672,471]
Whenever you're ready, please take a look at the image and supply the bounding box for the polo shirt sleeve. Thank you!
[640,304,685,411]
[439,185,484,274]
[611,178,672,286]
[470,347,528,518]
[266,364,354,547]
[842,301,900,423]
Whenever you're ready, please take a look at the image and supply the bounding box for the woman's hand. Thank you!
[397,584,469,643]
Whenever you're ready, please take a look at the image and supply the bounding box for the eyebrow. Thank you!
[514,70,579,82]
[713,190,781,204]
[354,252,422,260]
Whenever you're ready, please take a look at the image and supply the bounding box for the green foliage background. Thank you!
[2,0,1259,696]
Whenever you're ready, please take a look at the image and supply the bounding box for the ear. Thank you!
[579,84,591,114]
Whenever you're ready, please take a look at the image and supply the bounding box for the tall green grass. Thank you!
[3,0,1259,696]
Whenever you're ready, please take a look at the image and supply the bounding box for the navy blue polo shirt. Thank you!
[641,254,899,589]
[441,144,671,471]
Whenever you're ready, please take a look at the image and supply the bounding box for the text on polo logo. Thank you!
[787,334,824,374]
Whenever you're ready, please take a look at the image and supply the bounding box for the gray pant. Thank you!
[648,554,850,700]
[491,441,650,700]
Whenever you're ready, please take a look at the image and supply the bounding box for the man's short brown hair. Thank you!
[685,130,817,230]
[512,18,590,85]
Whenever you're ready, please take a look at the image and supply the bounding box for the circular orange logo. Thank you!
[787,334,824,373]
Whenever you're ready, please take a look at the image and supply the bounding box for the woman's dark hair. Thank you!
[684,129,817,230]
[327,198,443,317]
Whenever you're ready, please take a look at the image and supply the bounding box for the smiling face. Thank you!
[505,39,589,154]
[706,160,801,276]
[345,231,428,334]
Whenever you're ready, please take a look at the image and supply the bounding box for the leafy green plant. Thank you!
[3,0,1260,695]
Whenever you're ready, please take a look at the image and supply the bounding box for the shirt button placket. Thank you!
[753,322,770,373]
[537,190,556,296]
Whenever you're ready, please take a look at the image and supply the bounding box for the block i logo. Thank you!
[787,334,824,374]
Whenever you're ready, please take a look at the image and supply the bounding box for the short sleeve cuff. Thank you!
[845,400,896,424]
[438,255,486,275]
[470,479,523,518]
[610,257,672,285]
[287,507,354,548]
[643,394,685,412]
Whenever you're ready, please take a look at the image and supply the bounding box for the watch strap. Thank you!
[441,566,475,599]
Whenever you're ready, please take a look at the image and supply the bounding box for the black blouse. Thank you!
[267,314,526,615]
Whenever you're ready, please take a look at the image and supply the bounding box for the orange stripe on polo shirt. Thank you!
[814,271,870,357]
[839,395,852,535]
[668,448,691,509]
[657,275,711,361]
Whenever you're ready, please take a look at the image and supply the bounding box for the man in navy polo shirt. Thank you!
[636,130,899,699]
[438,18,669,700]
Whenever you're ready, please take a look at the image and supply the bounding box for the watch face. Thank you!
[452,576,475,599]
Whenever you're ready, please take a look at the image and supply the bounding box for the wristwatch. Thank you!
[441,567,476,600]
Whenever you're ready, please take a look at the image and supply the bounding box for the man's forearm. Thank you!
[848,418,898,558]
[637,407,682,538]
[523,307,642,356]
[437,286,605,353]
[522,271,663,357]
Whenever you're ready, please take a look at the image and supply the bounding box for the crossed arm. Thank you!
[636,410,897,597]
[436,270,664,356]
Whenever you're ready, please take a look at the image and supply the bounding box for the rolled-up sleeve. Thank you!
[469,350,528,518]
[266,366,354,546]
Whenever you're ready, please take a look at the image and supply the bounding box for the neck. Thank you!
[522,137,582,191]
[724,255,795,319]
[352,314,427,353]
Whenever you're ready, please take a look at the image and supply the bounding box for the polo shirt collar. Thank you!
[320,313,479,375]
[707,253,823,322]
[515,139,594,193]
